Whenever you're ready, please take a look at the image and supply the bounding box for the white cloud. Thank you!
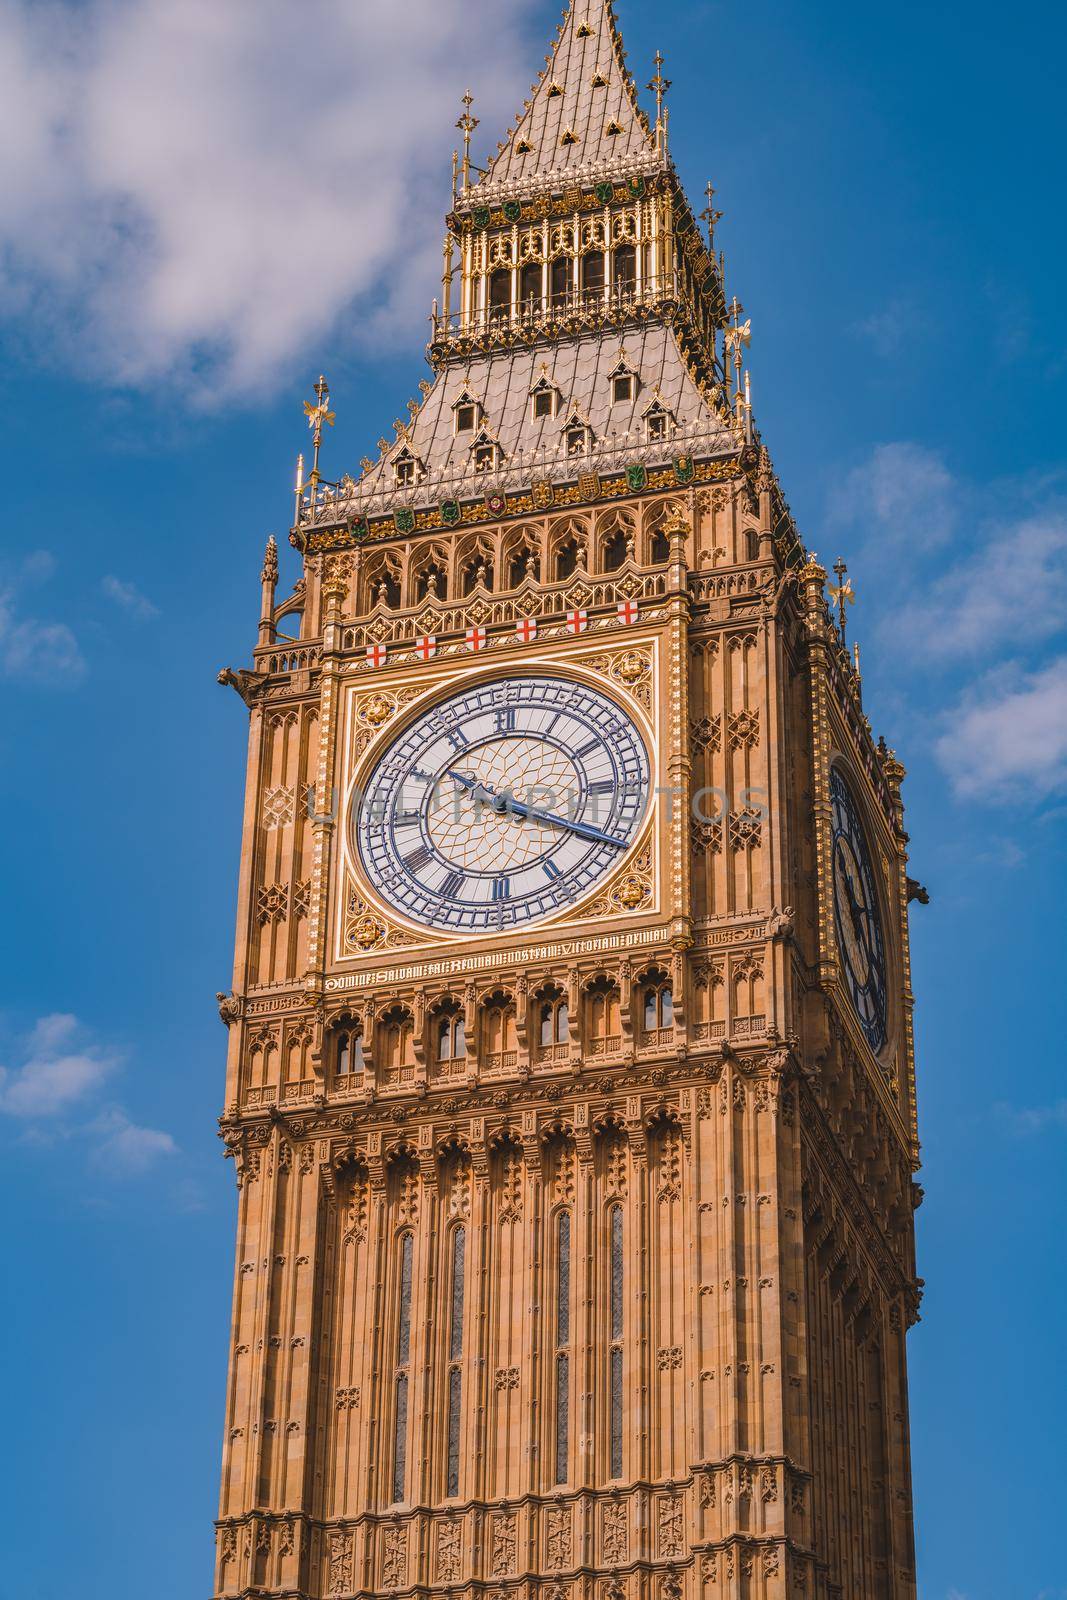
[935,656,1067,801]
[852,298,912,357]
[889,506,1067,660]
[101,574,158,619]
[0,1012,179,1177]
[995,1100,1067,1136]
[0,552,86,685]
[0,0,537,398]
[829,441,957,551]
[88,1108,178,1175]
[0,1013,117,1116]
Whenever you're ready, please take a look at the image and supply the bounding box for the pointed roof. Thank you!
[483,1,654,187]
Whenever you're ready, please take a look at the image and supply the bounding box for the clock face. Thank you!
[353,674,650,935]
[830,768,888,1052]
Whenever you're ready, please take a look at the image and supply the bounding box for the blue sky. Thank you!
[1,1,1065,1597]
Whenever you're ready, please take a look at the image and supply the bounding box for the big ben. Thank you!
[214,5,924,1598]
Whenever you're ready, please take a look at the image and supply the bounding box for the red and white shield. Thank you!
[366,643,388,668]
[465,626,488,652]
[515,616,538,644]
[617,600,639,625]
[414,635,437,661]
[566,609,588,635]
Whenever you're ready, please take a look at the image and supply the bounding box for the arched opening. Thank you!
[612,243,636,295]
[550,256,571,306]
[489,268,511,322]
[581,250,605,298]
[520,261,542,314]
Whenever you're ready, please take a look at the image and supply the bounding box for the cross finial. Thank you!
[828,558,857,644]
[456,90,480,191]
[701,181,724,250]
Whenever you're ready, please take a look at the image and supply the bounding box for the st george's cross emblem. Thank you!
[366,643,388,668]
[515,616,538,644]
[465,625,488,652]
[566,609,588,635]
[617,599,639,625]
[414,635,437,661]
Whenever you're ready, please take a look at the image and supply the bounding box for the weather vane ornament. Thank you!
[829,558,857,644]
[303,374,336,482]
[724,297,752,406]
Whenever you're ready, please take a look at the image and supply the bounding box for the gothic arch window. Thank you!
[481,990,517,1070]
[392,447,423,489]
[601,521,633,572]
[505,534,540,588]
[414,557,447,602]
[581,250,605,298]
[613,243,637,296]
[433,1001,467,1067]
[471,431,504,475]
[537,986,570,1055]
[564,414,593,456]
[643,400,674,444]
[550,255,571,306]
[641,970,674,1039]
[553,530,585,580]
[452,390,481,434]
[649,523,670,564]
[520,261,543,314]
[530,376,560,421]
[334,1025,365,1085]
[585,975,622,1056]
[363,557,402,613]
[554,1208,572,1484]
[378,1005,416,1086]
[608,1202,624,1478]
[489,267,511,322]
[393,1230,414,1504]
[445,1224,466,1498]
[461,546,494,595]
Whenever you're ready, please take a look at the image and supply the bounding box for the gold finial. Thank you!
[701,181,724,250]
[724,297,751,402]
[647,50,672,151]
[457,90,480,191]
[829,558,857,644]
[303,375,335,482]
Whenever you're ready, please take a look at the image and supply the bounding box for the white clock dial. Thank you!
[353,675,650,934]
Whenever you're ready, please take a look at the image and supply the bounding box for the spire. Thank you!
[483,1,654,187]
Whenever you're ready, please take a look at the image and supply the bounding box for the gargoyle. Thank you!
[217,667,268,707]
[216,991,241,1025]
[906,878,930,905]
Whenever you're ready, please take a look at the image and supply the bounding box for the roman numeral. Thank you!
[441,871,465,900]
[589,780,615,795]
[492,878,511,901]
[394,809,421,827]
[495,708,517,734]
[575,738,600,759]
[404,845,432,872]
[543,860,561,882]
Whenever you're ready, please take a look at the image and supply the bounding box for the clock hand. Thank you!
[447,770,627,850]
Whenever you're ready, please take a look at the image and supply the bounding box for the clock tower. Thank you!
[214,5,924,1599]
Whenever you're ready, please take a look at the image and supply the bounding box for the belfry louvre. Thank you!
[214,5,924,1598]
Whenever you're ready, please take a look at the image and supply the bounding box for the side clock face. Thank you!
[354,675,650,935]
[830,769,888,1052]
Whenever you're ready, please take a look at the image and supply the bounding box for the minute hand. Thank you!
[448,771,626,849]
